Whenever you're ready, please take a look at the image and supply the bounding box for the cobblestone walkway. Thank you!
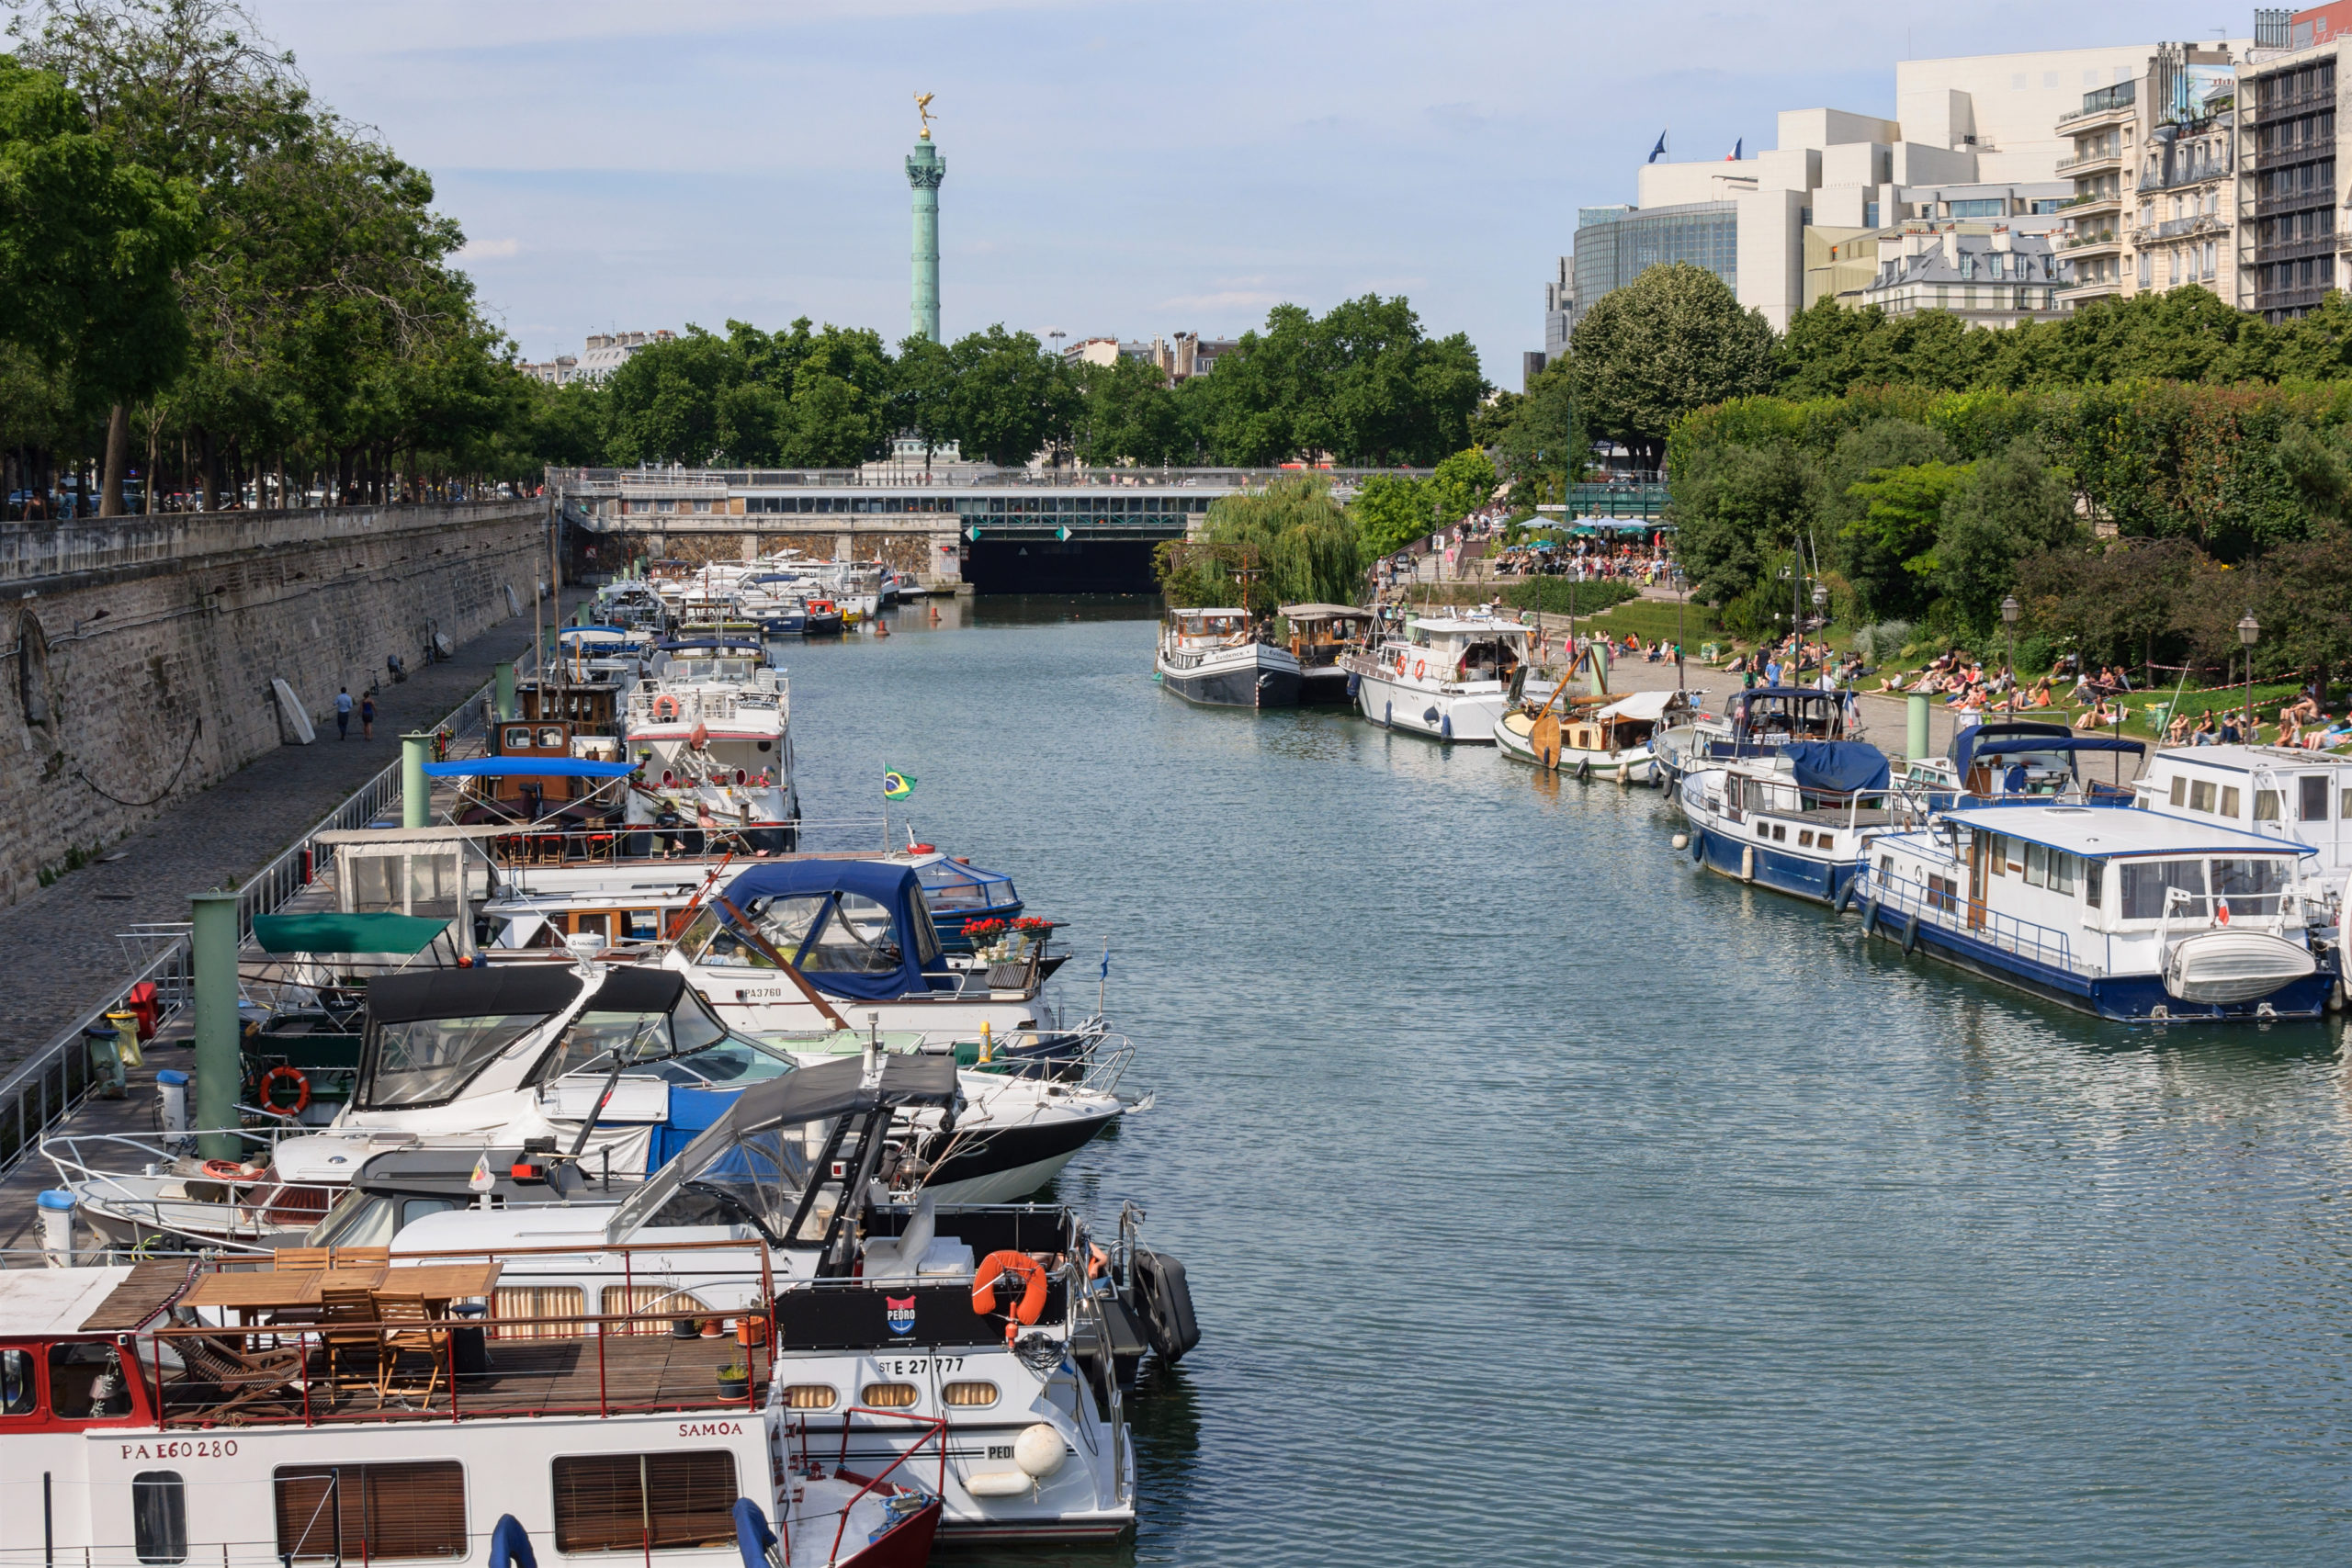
[0,595,584,1074]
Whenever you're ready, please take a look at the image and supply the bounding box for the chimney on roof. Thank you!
[1991,226,2014,252]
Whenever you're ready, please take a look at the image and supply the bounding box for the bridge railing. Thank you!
[548,465,1434,491]
[0,502,541,586]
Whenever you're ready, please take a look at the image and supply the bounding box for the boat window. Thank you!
[1985,832,2005,874]
[2301,776,2329,821]
[2211,858,2291,916]
[2,1348,34,1415]
[2169,776,2188,807]
[2050,850,2076,896]
[624,910,662,943]
[361,1012,548,1110]
[2023,842,2048,887]
[943,1380,999,1407]
[273,1461,468,1562]
[2085,861,2102,908]
[133,1472,187,1564]
[48,1342,130,1419]
[311,1194,398,1248]
[2189,780,2217,814]
[2342,789,2352,821]
[861,1382,920,1408]
[783,1383,837,1409]
[2120,859,2209,920]
[2254,790,2280,821]
[1798,830,1815,848]
[1818,834,1835,853]
[732,896,828,964]
[662,1127,808,1235]
[799,894,904,976]
[2220,786,2240,818]
[551,1452,739,1553]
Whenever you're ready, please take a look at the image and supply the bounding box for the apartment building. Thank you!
[1862,224,2067,326]
[2239,38,2342,319]
[2055,44,2242,306]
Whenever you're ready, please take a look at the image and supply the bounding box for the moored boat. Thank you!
[1154,607,1300,708]
[1679,740,1895,906]
[1346,614,1531,742]
[1861,801,2338,1021]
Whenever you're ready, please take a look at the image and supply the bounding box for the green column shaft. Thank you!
[906,140,945,344]
[401,731,432,829]
[1907,693,1930,764]
[190,891,240,1158]
[495,660,517,720]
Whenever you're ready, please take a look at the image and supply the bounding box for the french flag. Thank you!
[1725,138,1743,161]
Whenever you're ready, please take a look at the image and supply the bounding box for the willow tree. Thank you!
[1154,474,1364,615]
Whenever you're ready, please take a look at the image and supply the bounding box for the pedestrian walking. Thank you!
[360,692,376,740]
[334,687,352,740]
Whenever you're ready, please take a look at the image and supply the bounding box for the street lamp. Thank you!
[2238,610,2260,740]
[2001,595,2020,715]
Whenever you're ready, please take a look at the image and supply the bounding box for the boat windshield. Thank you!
[689,890,939,976]
[359,1012,549,1109]
[539,987,791,1086]
[651,1126,808,1235]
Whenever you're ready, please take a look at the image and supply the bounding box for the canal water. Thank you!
[787,596,2352,1566]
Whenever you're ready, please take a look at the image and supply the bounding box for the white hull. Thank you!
[1354,670,1509,742]
[1494,711,1657,779]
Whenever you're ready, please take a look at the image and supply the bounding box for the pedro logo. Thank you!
[885,1294,917,1336]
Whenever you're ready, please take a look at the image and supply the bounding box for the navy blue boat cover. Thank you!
[1781,740,1890,793]
[717,858,948,1000]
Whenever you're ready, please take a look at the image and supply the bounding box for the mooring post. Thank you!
[190,890,240,1160]
[401,731,432,829]
[1907,692,1929,766]
[495,660,517,720]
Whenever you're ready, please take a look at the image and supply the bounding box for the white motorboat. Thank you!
[1346,614,1531,741]
[622,637,797,851]
[1678,740,1896,906]
[1154,607,1300,708]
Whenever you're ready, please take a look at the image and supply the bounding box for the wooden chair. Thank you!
[315,1287,383,1402]
[373,1292,447,1407]
[327,1247,390,1269]
[274,1247,333,1272]
[175,1336,307,1421]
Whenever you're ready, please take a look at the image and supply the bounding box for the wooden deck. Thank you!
[156,1328,771,1427]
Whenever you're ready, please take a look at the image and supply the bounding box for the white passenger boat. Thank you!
[622,637,797,852]
[1154,607,1300,708]
[1861,801,2339,1021]
[0,1242,943,1568]
[2136,743,2352,876]
[1346,614,1531,742]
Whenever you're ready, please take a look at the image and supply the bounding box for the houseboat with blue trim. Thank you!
[1679,740,1894,906]
[1862,802,2338,1021]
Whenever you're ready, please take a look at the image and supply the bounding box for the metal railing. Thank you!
[549,463,1434,491]
[1867,864,2083,976]
[0,680,495,1175]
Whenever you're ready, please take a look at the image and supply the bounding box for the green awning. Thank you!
[251,912,451,956]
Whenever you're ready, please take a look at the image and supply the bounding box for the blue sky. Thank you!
[262,0,2265,387]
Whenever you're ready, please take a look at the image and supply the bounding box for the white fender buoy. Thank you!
[1741,844,1756,884]
[1671,833,1690,851]
[965,1471,1032,1497]
[1014,1423,1067,1479]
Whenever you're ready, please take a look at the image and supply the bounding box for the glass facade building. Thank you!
[1569,202,1739,332]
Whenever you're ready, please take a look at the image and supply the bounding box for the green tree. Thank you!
[1071,352,1188,466]
[1351,473,1437,557]
[1817,419,1960,618]
[891,333,956,468]
[944,325,1075,468]
[1489,356,1581,502]
[1567,263,1773,471]
[1157,474,1363,613]
[1427,446,1497,525]
[1672,441,1814,605]
[1932,438,2082,637]
[0,53,196,513]
[1841,459,1974,619]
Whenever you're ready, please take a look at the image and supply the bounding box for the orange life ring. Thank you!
[200,1158,257,1181]
[970,1250,1049,1337]
[651,693,681,722]
[1413,659,1426,680]
[256,1065,310,1117]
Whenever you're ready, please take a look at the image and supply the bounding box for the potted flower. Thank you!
[716,1360,750,1400]
[964,918,1009,963]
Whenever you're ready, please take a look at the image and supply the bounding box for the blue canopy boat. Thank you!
[907,849,1025,949]
[1679,738,1895,907]
[1655,683,1854,786]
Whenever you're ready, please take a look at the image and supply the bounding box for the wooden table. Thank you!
[184,1261,503,1321]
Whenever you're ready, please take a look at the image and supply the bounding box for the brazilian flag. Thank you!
[883,769,917,802]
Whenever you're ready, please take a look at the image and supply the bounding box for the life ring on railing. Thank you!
[199,1158,254,1181]
[651,694,681,722]
[971,1250,1049,1337]
[1413,660,1426,681]
[256,1066,310,1117]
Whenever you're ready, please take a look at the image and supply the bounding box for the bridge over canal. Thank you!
[548,466,1428,592]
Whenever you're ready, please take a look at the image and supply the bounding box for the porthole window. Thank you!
[859,1382,919,1409]
[782,1383,837,1410]
[941,1381,999,1407]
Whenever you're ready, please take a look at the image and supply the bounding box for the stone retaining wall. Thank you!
[0,502,547,906]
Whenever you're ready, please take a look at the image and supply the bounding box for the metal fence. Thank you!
[548,464,1434,491]
[0,680,494,1174]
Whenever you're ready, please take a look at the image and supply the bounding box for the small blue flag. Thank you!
[1100,946,1111,981]
[1647,130,1668,164]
